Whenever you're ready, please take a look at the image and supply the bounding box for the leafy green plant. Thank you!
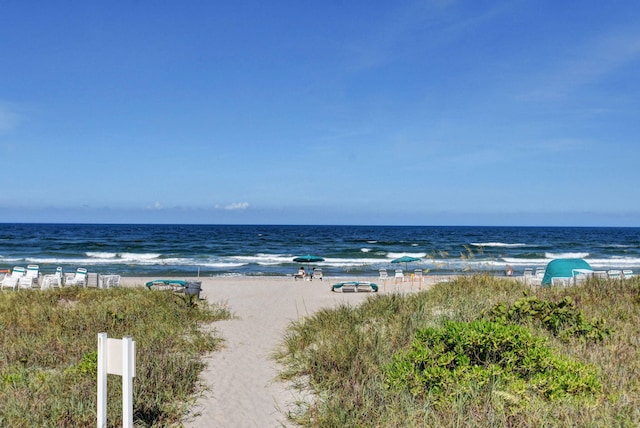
[485,296,612,342]
[385,320,602,403]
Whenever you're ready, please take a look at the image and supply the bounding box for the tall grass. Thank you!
[276,275,640,427]
[0,287,232,427]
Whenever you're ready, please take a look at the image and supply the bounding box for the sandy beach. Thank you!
[121,275,438,427]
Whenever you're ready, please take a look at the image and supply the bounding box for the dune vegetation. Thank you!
[276,275,640,427]
[0,287,232,427]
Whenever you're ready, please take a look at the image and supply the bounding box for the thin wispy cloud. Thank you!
[222,202,249,211]
[343,1,507,72]
[522,29,640,100]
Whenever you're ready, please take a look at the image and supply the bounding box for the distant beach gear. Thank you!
[293,255,325,263]
[145,279,187,289]
[542,258,593,286]
[293,254,325,275]
[0,266,26,290]
[391,255,421,270]
[331,281,378,293]
[66,267,88,287]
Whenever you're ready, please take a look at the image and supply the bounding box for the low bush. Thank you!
[485,295,612,342]
[385,320,601,404]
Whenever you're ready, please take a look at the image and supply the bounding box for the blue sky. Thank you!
[1,1,639,226]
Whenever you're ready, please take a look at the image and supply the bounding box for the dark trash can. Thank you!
[185,281,202,299]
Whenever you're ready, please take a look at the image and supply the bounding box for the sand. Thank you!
[121,275,438,427]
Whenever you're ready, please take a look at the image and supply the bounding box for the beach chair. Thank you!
[66,268,88,287]
[394,269,404,284]
[331,281,379,293]
[622,270,634,279]
[413,269,423,288]
[42,267,63,289]
[593,270,608,279]
[100,274,121,288]
[19,264,40,288]
[378,269,388,281]
[607,270,622,279]
[1,266,26,290]
[522,268,534,285]
[311,268,323,281]
[572,269,591,285]
[293,267,306,281]
[86,272,99,288]
[551,277,571,287]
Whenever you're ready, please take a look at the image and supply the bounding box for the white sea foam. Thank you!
[585,257,640,268]
[361,248,371,253]
[320,257,385,268]
[86,252,118,259]
[233,254,295,265]
[386,252,428,259]
[502,258,549,266]
[471,242,527,248]
[85,252,162,261]
[197,262,247,268]
[545,252,590,259]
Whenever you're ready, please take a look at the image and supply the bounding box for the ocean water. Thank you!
[0,223,639,278]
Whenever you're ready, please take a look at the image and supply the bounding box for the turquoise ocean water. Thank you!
[0,223,639,278]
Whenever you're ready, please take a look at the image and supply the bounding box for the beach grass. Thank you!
[0,287,232,427]
[276,275,640,427]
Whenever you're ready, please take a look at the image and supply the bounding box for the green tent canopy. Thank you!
[542,258,593,286]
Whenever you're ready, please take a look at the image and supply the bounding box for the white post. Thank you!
[122,336,134,428]
[97,333,108,428]
[97,334,136,428]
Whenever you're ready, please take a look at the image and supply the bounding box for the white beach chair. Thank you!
[551,277,571,287]
[413,269,423,288]
[1,266,26,290]
[100,274,121,288]
[572,269,591,285]
[19,264,40,288]
[622,269,634,279]
[394,269,404,284]
[607,270,622,279]
[42,267,63,289]
[66,268,88,287]
[378,269,388,281]
[593,271,608,279]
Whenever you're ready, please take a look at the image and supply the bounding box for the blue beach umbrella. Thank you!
[293,254,325,263]
[391,256,421,271]
[293,254,325,272]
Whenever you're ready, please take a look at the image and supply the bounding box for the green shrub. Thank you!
[385,320,602,403]
[485,296,612,342]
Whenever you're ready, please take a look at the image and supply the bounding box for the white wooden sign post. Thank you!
[97,333,136,428]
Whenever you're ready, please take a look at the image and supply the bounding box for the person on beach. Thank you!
[295,266,306,280]
[505,265,513,276]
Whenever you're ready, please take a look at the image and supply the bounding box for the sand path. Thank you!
[181,276,384,428]
[123,276,431,427]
